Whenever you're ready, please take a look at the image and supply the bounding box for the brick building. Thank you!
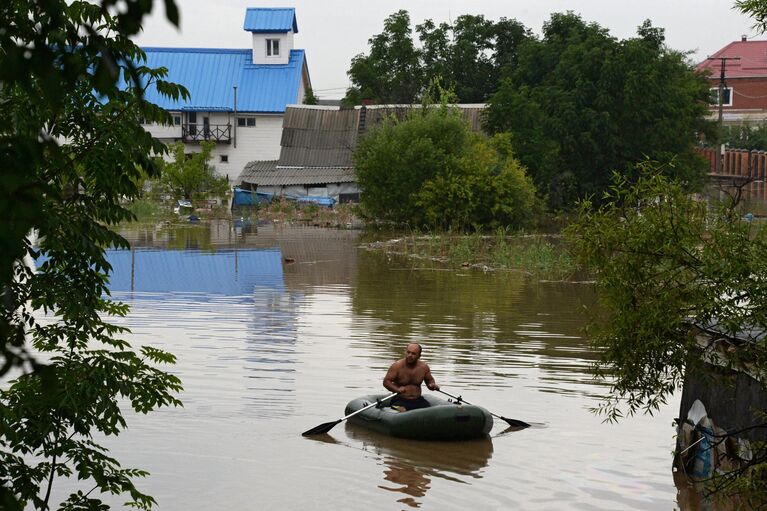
[698,37,767,124]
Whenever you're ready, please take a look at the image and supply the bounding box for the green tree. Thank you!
[344,10,531,105]
[354,105,538,230]
[719,122,767,151]
[417,15,531,103]
[567,166,767,504]
[344,10,423,104]
[737,0,767,33]
[159,141,229,200]
[484,14,712,210]
[1,1,186,509]
[303,87,319,105]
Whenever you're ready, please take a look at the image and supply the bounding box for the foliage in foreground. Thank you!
[1,0,184,509]
[567,164,767,502]
[354,104,539,230]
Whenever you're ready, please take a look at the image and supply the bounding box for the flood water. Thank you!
[57,221,700,509]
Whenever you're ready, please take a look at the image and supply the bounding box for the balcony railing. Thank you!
[182,124,232,143]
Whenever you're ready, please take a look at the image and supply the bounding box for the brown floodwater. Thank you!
[45,221,717,509]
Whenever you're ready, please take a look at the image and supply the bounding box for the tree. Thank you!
[567,165,767,504]
[159,141,229,200]
[345,10,423,105]
[417,15,532,103]
[354,105,538,230]
[484,14,712,210]
[1,1,186,509]
[736,0,767,33]
[344,10,532,105]
[303,87,319,105]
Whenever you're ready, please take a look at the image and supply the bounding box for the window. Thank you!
[220,155,229,163]
[238,117,256,127]
[266,38,280,57]
[339,193,360,204]
[173,115,181,125]
[709,87,733,107]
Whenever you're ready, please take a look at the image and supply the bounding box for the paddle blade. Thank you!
[501,416,530,428]
[302,419,342,436]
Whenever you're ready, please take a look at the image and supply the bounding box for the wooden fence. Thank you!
[696,147,767,205]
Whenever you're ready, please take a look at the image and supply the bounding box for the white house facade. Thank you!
[139,7,311,180]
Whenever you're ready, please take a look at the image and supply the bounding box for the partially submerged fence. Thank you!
[696,147,767,205]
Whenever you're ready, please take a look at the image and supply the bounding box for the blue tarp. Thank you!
[233,187,273,206]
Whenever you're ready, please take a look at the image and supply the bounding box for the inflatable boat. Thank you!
[344,393,493,440]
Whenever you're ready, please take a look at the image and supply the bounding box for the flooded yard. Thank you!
[56,221,705,509]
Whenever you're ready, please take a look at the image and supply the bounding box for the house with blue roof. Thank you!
[141,8,311,180]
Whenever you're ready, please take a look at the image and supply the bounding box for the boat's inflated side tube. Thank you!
[344,393,493,440]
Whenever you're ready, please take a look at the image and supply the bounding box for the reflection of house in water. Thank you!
[106,247,301,419]
[235,225,360,291]
[119,222,360,292]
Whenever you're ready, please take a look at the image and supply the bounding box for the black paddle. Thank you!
[302,392,397,436]
[438,389,530,428]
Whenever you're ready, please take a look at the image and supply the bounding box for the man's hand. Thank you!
[427,382,440,391]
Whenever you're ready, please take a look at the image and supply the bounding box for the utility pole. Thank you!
[707,56,740,174]
[233,85,238,148]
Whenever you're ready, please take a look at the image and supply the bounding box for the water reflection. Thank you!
[346,425,493,509]
[83,222,695,509]
[351,250,601,398]
[379,457,430,508]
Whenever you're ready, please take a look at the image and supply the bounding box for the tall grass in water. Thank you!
[396,228,575,280]
[127,198,159,221]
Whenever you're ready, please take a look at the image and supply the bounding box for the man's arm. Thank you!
[383,362,404,393]
[424,365,439,391]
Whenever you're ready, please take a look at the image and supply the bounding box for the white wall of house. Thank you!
[145,112,285,181]
[251,31,294,65]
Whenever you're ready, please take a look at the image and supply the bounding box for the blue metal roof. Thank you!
[140,47,305,113]
[243,8,298,33]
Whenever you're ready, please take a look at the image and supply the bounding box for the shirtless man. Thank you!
[383,343,440,410]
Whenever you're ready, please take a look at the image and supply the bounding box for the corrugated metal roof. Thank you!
[243,8,298,33]
[140,48,305,113]
[279,107,359,166]
[697,40,767,78]
[238,162,355,186]
[277,104,486,167]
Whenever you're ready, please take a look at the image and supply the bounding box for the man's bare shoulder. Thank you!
[388,358,406,370]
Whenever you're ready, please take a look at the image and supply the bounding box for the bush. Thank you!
[354,106,539,230]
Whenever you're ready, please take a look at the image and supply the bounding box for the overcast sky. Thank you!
[132,0,760,99]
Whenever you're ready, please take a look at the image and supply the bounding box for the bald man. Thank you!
[383,343,440,411]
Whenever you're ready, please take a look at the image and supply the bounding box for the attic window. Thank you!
[266,38,280,57]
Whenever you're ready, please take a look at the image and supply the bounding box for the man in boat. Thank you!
[383,343,440,410]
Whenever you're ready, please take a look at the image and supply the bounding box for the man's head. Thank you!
[405,343,422,365]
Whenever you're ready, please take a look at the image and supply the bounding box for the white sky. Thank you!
[132,0,760,99]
